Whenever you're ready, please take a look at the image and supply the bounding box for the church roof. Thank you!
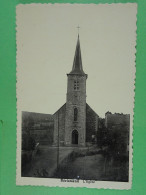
[69,35,85,75]
[53,103,66,115]
[86,103,99,117]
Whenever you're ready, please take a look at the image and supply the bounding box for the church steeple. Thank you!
[69,35,85,75]
[65,33,87,146]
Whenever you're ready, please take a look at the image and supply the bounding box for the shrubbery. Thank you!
[22,131,36,151]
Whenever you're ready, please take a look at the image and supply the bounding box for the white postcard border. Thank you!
[16,3,137,190]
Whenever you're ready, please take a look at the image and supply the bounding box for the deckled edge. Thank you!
[15,3,137,190]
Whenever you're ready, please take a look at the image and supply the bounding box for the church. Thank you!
[22,35,130,148]
[53,35,99,146]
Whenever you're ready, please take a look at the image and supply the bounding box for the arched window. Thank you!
[74,108,78,121]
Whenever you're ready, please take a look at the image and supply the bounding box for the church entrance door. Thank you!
[72,130,78,144]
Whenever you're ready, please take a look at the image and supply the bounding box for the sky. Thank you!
[16,3,137,117]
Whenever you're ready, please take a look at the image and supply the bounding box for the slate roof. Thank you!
[69,35,85,75]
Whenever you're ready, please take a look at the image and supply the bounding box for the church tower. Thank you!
[65,35,88,146]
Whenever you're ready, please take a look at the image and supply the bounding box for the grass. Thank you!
[53,147,129,182]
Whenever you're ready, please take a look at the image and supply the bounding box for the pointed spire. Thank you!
[69,35,85,75]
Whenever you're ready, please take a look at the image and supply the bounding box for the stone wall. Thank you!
[105,112,130,129]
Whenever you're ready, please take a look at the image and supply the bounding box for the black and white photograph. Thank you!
[16,3,137,189]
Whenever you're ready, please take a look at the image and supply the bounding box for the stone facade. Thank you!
[105,112,130,129]
[53,104,66,146]
[65,74,87,146]
[86,104,99,143]
[53,35,99,146]
[53,103,99,146]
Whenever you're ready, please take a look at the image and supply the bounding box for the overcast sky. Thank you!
[16,3,137,117]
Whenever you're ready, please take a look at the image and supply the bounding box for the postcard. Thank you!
[16,3,137,189]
